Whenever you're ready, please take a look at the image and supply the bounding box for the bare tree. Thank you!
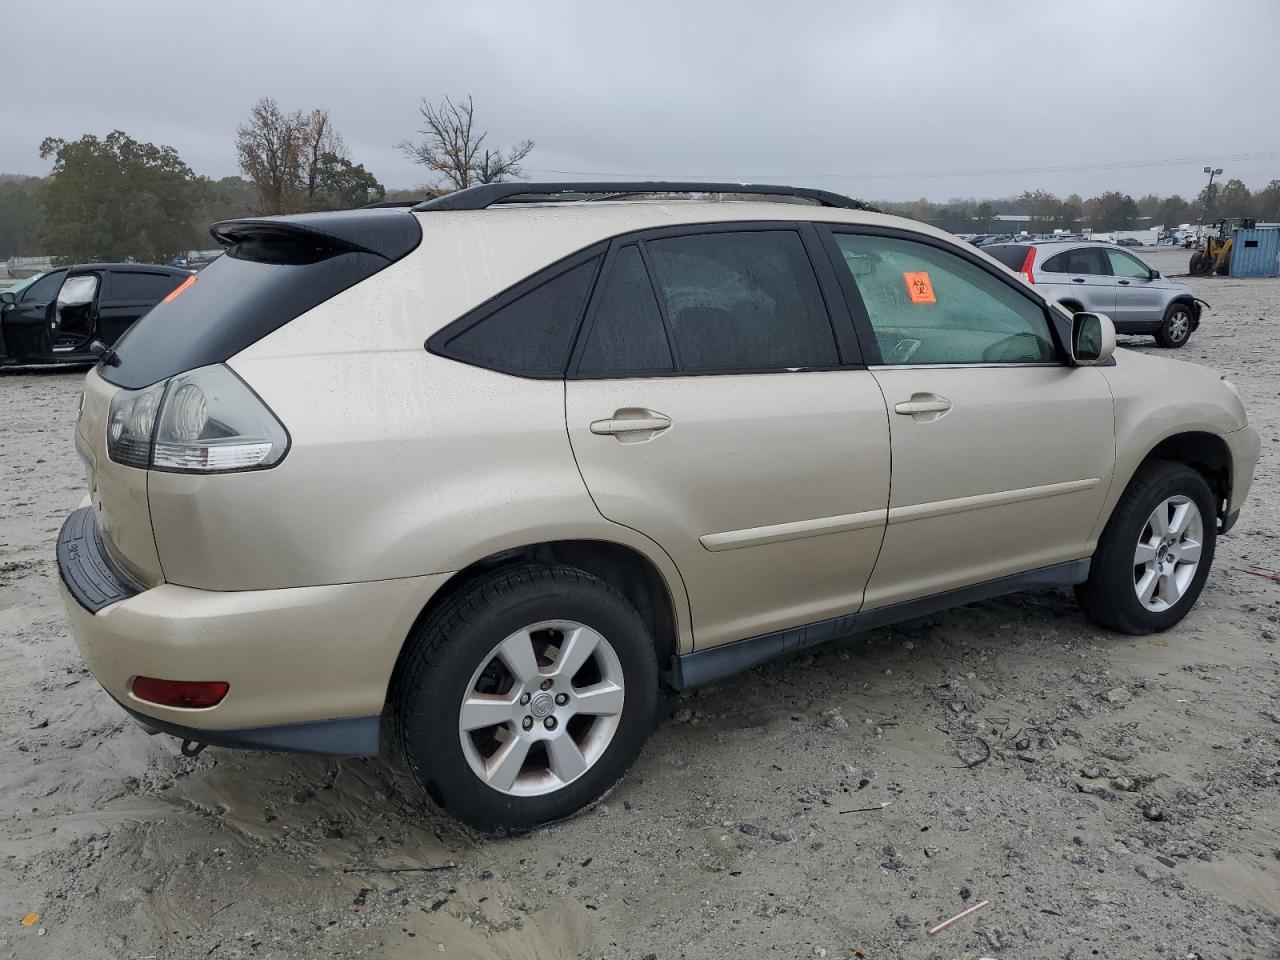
[398,95,533,191]
[299,109,345,204]
[236,98,303,215]
[236,99,379,214]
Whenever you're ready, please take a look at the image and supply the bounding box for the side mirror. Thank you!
[0,291,15,306]
[1149,270,1160,279]
[1071,312,1116,365]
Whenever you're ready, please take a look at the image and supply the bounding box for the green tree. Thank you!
[1253,180,1280,222]
[1214,178,1253,219]
[1086,192,1139,231]
[1154,194,1193,229]
[309,154,385,210]
[0,176,45,257]
[38,131,205,263]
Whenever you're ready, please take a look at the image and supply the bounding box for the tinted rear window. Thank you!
[645,230,838,372]
[983,244,1032,270]
[109,271,183,302]
[577,246,673,376]
[440,256,602,378]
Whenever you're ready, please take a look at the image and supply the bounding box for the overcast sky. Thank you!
[5,0,1278,202]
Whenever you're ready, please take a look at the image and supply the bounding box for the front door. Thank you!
[1105,248,1166,326]
[822,228,1116,609]
[2,268,66,359]
[566,228,890,649]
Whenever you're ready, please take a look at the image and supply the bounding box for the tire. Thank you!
[1156,302,1194,348]
[393,564,658,831]
[1075,461,1216,635]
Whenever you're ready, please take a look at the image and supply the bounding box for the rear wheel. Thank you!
[1075,461,1216,634]
[1156,302,1194,348]
[393,564,657,830]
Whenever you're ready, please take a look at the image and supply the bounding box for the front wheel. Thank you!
[1075,461,1216,634]
[393,564,657,830]
[1156,303,1194,348]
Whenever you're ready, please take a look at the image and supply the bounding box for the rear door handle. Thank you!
[1071,277,1086,283]
[1117,279,1130,285]
[590,409,672,440]
[894,393,952,421]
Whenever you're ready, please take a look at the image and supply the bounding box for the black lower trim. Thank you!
[119,700,381,756]
[671,559,1090,689]
[57,506,140,613]
[1220,509,1239,534]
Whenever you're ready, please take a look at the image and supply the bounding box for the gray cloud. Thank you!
[5,0,1278,201]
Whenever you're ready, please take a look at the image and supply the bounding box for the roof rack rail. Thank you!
[411,181,879,213]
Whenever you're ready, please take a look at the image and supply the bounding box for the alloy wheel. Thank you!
[1133,495,1203,611]
[458,620,625,797]
[1166,310,1191,343]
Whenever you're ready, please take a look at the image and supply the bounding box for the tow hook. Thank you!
[180,739,208,758]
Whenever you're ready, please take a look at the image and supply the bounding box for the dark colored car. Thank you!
[1115,237,1142,247]
[0,263,191,368]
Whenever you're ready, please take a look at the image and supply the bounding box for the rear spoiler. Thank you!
[210,209,422,262]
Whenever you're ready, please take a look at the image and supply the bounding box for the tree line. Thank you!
[2,96,1278,262]
[878,179,1280,235]
[1,95,536,263]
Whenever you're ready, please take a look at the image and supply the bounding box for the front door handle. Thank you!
[894,393,952,422]
[1117,279,1130,285]
[590,409,672,441]
[1071,277,1086,283]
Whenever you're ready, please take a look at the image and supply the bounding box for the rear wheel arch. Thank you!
[391,539,682,694]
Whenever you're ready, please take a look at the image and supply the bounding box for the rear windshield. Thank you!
[983,244,1032,270]
[101,210,420,390]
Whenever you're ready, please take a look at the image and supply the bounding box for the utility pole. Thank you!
[1197,165,1223,240]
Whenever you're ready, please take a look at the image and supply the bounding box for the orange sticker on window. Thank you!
[903,271,936,304]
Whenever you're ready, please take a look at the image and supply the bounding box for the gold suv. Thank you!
[57,183,1260,829]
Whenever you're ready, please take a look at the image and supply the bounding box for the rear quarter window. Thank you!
[983,244,1032,271]
[434,256,603,378]
[1041,251,1070,273]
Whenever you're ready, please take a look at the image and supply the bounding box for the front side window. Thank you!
[438,256,602,377]
[21,270,66,303]
[577,245,673,375]
[1106,249,1151,279]
[1065,248,1110,276]
[644,231,838,372]
[833,233,1056,365]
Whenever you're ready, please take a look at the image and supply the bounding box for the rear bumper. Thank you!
[57,509,450,754]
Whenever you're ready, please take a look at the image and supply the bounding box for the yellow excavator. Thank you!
[1189,218,1254,276]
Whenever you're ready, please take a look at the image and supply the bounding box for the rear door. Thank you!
[1104,248,1164,326]
[566,225,891,649]
[51,272,102,353]
[1060,246,1116,315]
[820,227,1115,609]
[99,269,187,344]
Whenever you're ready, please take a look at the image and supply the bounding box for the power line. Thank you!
[524,151,1280,182]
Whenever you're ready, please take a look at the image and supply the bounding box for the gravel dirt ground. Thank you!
[1,247,1277,959]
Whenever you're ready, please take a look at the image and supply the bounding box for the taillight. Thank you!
[132,677,229,709]
[1019,247,1036,285]
[106,363,289,473]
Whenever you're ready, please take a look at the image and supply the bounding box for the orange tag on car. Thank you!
[903,272,936,303]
